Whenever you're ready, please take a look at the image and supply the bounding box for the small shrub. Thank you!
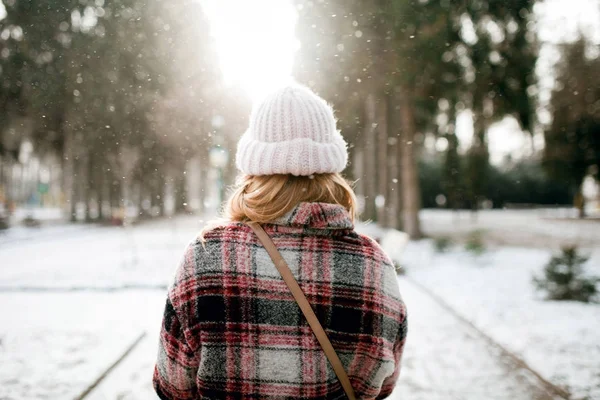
[23,215,41,228]
[465,230,486,256]
[533,246,599,302]
[433,236,452,253]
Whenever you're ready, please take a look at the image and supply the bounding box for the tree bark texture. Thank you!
[398,88,422,238]
[386,91,401,230]
[362,94,377,221]
[376,95,388,226]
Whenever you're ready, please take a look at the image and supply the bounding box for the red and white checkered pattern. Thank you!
[153,202,407,399]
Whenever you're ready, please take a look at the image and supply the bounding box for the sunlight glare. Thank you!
[201,0,298,101]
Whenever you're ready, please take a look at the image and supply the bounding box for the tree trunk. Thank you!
[574,188,586,219]
[121,176,131,224]
[353,148,364,200]
[0,155,11,209]
[443,108,461,211]
[376,95,388,226]
[386,91,401,230]
[136,181,144,218]
[84,152,93,222]
[111,177,121,222]
[70,156,80,222]
[467,111,490,220]
[175,172,187,214]
[108,177,115,220]
[198,166,207,215]
[398,88,421,238]
[97,162,106,221]
[157,173,165,217]
[62,129,76,222]
[362,94,378,221]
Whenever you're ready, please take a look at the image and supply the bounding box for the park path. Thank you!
[85,278,558,400]
[388,278,558,400]
[0,216,562,399]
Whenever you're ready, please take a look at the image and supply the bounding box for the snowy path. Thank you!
[0,216,207,290]
[401,241,600,400]
[389,278,558,400]
[0,279,559,399]
[75,279,558,400]
[0,216,571,399]
[0,290,165,400]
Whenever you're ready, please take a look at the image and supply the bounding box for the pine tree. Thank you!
[543,37,600,218]
[533,247,598,302]
[293,0,466,236]
[462,0,537,212]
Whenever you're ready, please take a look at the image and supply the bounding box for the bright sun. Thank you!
[201,0,298,101]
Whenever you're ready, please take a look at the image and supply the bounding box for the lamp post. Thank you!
[209,146,229,211]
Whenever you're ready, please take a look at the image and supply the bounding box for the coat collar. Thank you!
[271,202,354,230]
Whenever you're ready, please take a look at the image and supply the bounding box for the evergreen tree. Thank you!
[460,0,538,212]
[543,37,600,218]
[533,246,598,302]
[294,0,465,237]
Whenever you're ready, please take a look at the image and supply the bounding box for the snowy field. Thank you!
[0,291,165,399]
[0,215,206,399]
[419,208,600,248]
[398,242,600,400]
[0,209,598,399]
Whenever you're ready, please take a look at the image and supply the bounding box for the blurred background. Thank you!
[0,0,599,399]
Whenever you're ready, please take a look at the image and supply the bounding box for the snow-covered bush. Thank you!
[533,246,599,302]
[465,230,485,256]
[23,215,41,228]
[433,236,452,253]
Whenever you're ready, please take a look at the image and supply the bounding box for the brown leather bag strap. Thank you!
[247,221,357,400]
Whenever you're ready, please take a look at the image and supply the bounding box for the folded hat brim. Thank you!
[235,131,348,176]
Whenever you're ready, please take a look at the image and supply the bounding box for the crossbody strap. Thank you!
[247,222,357,400]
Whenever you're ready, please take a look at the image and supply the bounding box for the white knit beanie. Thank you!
[235,84,348,176]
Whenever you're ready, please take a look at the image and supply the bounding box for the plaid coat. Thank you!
[153,202,407,399]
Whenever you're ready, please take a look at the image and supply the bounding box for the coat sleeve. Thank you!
[153,296,200,400]
[377,314,408,399]
[153,243,201,400]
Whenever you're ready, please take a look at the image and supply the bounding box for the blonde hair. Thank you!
[200,173,357,240]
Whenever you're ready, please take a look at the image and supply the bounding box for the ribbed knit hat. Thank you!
[235,84,348,176]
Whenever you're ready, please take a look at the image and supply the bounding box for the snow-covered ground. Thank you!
[419,208,600,248]
[11,206,66,223]
[0,291,165,400]
[363,211,600,399]
[398,241,600,400]
[0,215,209,289]
[0,215,207,399]
[86,277,558,400]
[0,210,597,399]
[390,279,558,400]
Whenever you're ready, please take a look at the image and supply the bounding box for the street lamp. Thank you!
[209,146,229,210]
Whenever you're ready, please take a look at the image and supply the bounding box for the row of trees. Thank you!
[543,38,600,218]
[419,157,572,209]
[1,0,598,233]
[0,0,248,222]
[293,0,599,234]
[292,0,538,237]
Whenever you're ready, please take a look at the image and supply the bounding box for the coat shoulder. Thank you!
[355,232,395,267]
